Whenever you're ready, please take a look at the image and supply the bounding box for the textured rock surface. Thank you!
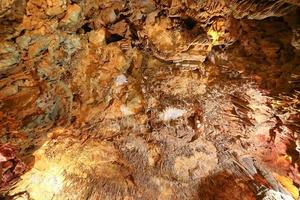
[0,0,300,199]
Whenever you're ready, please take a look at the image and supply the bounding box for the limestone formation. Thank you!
[0,0,299,199]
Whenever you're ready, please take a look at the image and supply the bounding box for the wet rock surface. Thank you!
[0,0,300,199]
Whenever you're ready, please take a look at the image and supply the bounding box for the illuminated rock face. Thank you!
[0,0,300,199]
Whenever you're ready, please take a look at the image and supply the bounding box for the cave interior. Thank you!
[0,0,300,199]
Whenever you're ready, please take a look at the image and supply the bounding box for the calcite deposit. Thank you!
[0,0,300,199]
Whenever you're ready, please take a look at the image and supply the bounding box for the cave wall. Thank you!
[0,0,300,199]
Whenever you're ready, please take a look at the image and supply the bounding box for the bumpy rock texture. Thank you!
[0,0,300,199]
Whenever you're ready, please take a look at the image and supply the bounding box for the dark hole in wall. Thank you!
[106,34,123,44]
[81,23,93,33]
[183,17,197,30]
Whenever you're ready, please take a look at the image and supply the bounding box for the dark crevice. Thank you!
[81,23,93,33]
[183,17,197,30]
[106,34,123,44]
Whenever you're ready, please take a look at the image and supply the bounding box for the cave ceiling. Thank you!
[0,0,300,199]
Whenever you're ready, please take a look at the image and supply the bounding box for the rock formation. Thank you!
[0,0,299,199]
